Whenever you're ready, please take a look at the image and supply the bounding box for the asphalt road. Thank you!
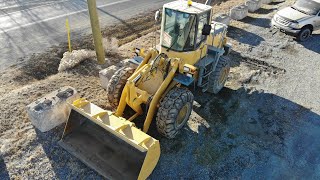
[0,0,169,71]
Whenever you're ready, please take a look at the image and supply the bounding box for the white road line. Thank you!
[0,0,131,34]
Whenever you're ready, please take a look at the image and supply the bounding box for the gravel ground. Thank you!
[1,0,320,179]
[151,1,320,179]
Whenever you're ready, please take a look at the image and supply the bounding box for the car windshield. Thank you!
[292,0,320,15]
[162,9,196,51]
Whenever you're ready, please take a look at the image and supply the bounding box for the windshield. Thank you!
[292,0,320,15]
[162,9,196,51]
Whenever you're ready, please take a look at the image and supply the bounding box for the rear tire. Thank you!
[207,56,230,94]
[156,87,194,139]
[107,67,135,109]
[297,27,312,42]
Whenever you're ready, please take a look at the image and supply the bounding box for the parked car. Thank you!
[271,0,320,41]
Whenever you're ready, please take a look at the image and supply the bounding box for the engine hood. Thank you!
[277,7,311,22]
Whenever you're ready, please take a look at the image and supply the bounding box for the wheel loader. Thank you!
[59,0,232,179]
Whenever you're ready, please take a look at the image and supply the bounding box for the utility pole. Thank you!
[87,0,105,64]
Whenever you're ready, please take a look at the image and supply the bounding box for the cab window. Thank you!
[183,19,196,51]
[196,12,210,47]
[162,9,196,51]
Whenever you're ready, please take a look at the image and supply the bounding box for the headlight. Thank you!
[183,66,190,72]
[183,64,197,74]
[289,22,299,29]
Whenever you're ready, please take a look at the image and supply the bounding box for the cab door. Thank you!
[195,11,210,60]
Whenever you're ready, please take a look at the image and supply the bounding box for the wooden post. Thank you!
[87,0,105,64]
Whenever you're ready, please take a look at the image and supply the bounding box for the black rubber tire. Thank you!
[156,87,194,139]
[207,56,230,94]
[107,67,135,109]
[297,27,312,42]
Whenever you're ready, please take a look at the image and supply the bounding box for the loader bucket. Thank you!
[59,98,160,180]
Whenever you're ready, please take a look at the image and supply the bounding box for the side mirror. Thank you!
[202,24,212,36]
[155,10,161,22]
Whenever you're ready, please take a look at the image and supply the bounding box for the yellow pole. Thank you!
[66,18,72,52]
[87,0,105,64]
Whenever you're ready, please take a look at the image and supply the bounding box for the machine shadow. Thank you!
[34,126,103,179]
[0,156,10,180]
[152,86,320,178]
[160,88,320,178]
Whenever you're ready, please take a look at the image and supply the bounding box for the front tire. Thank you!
[107,67,135,109]
[156,87,194,139]
[297,27,312,42]
[207,56,230,94]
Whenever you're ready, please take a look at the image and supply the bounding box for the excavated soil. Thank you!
[1,0,320,179]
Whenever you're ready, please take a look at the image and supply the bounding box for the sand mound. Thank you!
[58,49,96,72]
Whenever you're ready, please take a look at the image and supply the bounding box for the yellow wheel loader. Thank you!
[59,0,232,179]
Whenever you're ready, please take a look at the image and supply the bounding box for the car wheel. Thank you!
[297,27,312,42]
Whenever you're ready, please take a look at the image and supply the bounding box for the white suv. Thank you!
[271,0,320,41]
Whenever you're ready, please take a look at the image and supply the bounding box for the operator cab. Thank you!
[160,1,212,52]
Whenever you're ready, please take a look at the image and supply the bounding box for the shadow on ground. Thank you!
[34,126,103,179]
[254,7,277,14]
[298,34,320,54]
[242,16,271,28]
[152,87,320,179]
[0,156,10,180]
[228,25,265,46]
[269,1,286,5]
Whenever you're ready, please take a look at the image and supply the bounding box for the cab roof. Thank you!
[163,0,212,14]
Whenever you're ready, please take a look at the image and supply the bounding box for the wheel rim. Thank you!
[176,103,191,129]
[301,30,310,40]
[218,67,230,85]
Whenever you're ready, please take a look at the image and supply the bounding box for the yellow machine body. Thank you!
[59,1,230,179]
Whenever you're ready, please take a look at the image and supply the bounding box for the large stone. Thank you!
[246,0,262,12]
[261,0,272,4]
[230,4,249,20]
[26,86,79,132]
[213,13,231,26]
[99,58,139,89]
